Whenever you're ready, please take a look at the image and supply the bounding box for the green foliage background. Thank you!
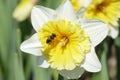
[0,0,120,80]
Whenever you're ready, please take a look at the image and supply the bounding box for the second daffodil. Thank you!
[84,0,120,39]
[20,0,108,79]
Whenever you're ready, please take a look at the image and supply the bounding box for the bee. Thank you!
[46,33,56,44]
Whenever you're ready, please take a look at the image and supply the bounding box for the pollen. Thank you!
[37,19,91,70]
[85,0,120,26]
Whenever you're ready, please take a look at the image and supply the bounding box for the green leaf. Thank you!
[0,64,3,80]
[31,56,52,80]
[115,37,120,80]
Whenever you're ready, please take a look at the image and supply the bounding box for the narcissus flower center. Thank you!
[85,0,120,26]
[38,19,91,70]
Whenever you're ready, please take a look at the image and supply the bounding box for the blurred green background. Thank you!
[0,0,120,80]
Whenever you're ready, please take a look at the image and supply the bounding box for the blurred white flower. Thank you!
[13,0,37,22]
[20,0,108,79]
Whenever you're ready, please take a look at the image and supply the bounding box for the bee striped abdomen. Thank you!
[46,33,56,44]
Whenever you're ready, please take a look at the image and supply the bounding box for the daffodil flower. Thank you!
[81,0,120,39]
[13,0,37,21]
[20,0,108,79]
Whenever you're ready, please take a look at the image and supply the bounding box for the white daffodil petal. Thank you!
[109,26,119,39]
[31,6,55,31]
[56,0,77,21]
[76,7,86,23]
[79,0,92,8]
[20,33,42,56]
[37,56,49,68]
[58,67,85,79]
[81,20,108,47]
[81,47,101,72]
